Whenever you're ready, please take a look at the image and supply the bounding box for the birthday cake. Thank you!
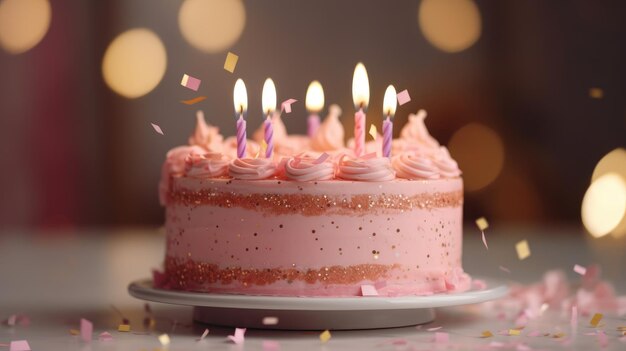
[156,107,471,297]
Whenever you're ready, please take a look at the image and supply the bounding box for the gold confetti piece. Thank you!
[515,240,531,260]
[158,334,170,346]
[617,326,626,331]
[475,217,488,230]
[552,332,565,338]
[369,124,377,140]
[589,87,604,99]
[590,313,603,327]
[181,96,207,105]
[508,329,521,336]
[319,329,331,343]
[224,52,239,73]
[118,324,130,332]
[481,330,493,338]
[69,329,80,335]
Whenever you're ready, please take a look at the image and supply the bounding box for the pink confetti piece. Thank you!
[80,318,93,342]
[180,74,201,91]
[396,89,411,106]
[427,326,442,331]
[597,330,608,348]
[313,152,330,164]
[98,332,113,342]
[360,284,379,296]
[499,265,511,273]
[361,152,377,160]
[262,340,280,351]
[280,99,297,113]
[262,317,279,325]
[573,264,587,276]
[199,328,209,340]
[151,123,164,135]
[481,231,489,250]
[433,332,449,343]
[9,340,30,351]
[227,327,246,345]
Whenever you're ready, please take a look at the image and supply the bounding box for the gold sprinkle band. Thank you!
[168,189,462,216]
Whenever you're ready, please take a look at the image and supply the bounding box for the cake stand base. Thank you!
[129,277,507,330]
[192,306,435,330]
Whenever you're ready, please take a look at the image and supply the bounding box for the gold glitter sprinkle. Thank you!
[168,189,462,216]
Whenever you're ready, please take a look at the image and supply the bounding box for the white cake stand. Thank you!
[128,277,507,330]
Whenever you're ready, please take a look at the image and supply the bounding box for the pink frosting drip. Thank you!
[158,145,206,205]
[284,154,336,182]
[184,152,231,178]
[392,152,440,180]
[188,111,224,152]
[310,104,345,152]
[229,158,277,180]
[337,155,395,181]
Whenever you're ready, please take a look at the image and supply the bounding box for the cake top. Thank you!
[159,107,461,203]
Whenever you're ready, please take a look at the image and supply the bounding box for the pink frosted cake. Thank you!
[157,107,471,297]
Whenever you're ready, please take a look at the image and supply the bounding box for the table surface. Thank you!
[1,226,625,350]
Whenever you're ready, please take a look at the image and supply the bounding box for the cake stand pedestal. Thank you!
[129,278,507,330]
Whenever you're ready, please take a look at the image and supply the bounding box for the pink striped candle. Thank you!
[382,116,392,158]
[307,114,320,137]
[236,115,247,158]
[264,116,274,158]
[354,108,365,157]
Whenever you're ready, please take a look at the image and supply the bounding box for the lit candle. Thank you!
[352,62,369,157]
[233,79,248,158]
[262,78,277,159]
[305,80,324,137]
[382,85,397,158]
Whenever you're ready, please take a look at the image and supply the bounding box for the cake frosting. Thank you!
[157,109,470,297]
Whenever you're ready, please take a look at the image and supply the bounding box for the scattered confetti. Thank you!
[280,99,297,113]
[99,332,113,342]
[118,324,130,332]
[319,330,331,343]
[69,329,80,335]
[224,52,239,73]
[508,329,521,336]
[590,313,603,327]
[151,123,164,135]
[313,152,330,164]
[7,315,16,326]
[573,264,587,276]
[158,333,170,346]
[227,328,246,345]
[481,331,493,338]
[361,284,379,296]
[589,87,604,99]
[434,332,449,343]
[9,340,30,351]
[396,89,411,106]
[181,96,207,105]
[198,328,209,340]
[80,318,93,342]
[475,217,488,230]
[369,124,378,140]
[499,265,511,273]
[481,231,489,250]
[180,73,201,91]
[515,240,531,260]
[262,340,280,351]
[262,317,279,325]
[427,326,442,331]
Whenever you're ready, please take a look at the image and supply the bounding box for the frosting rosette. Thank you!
[337,154,395,181]
[229,158,277,180]
[284,153,335,181]
[399,110,440,152]
[158,145,206,205]
[311,104,345,152]
[432,147,461,178]
[188,111,224,152]
[184,152,231,178]
[392,152,440,180]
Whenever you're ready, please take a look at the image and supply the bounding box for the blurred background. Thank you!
[0,0,624,238]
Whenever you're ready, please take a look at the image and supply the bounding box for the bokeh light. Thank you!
[0,0,51,54]
[581,173,626,238]
[178,0,246,54]
[591,148,626,237]
[448,123,505,191]
[102,28,167,99]
[418,0,481,53]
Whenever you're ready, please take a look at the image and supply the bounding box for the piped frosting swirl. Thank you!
[284,153,336,181]
[392,152,440,180]
[184,152,230,178]
[399,110,440,151]
[229,158,277,180]
[337,154,395,181]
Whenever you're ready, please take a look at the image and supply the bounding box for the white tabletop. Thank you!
[1,226,625,350]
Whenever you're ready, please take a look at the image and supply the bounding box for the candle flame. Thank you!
[233,78,247,114]
[352,62,370,110]
[305,80,324,113]
[383,85,397,117]
[262,78,277,115]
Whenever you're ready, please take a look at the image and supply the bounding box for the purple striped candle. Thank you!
[236,115,247,158]
[264,116,274,158]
